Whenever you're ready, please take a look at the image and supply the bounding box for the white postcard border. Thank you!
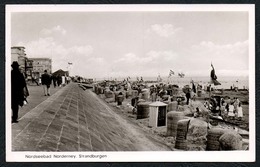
[5,4,255,162]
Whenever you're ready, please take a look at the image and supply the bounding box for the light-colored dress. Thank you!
[237,106,243,118]
[228,105,235,117]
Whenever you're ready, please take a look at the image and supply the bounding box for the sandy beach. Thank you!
[93,82,249,151]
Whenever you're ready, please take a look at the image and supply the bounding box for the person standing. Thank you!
[11,61,26,123]
[192,82,196,93]
[57,75,62,87]
[38,77,42,85]
[237,102,243,120]
[41,70,51,96]
[52,75,57,88]
[62,75,66,86]
[185,88,191,105]
[228,103,235,119]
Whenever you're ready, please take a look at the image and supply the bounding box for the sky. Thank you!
[11,10,249,79]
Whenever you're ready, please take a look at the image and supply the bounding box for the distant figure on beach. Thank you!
[11,61,26,123]
[233,97,240,111]
[210,63,221,86]
[140,77,143,82]
[237,102,243,120]
[41,70,51,96]
[185,88,191,105]
[191,80,196,93]
[228,103,235,119]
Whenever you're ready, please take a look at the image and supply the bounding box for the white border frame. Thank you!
[6,4,255,162]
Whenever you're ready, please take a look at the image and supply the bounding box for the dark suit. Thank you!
[41,72,51,95]
[11,69,26,121]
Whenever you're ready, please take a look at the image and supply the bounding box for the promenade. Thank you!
[12,83,171,151]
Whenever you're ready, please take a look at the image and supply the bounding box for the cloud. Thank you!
[72,57,109,78]
[112,51,178,77]
[40,25,67,36]
[217,69,249,76]
[188,40,249,76]
[192,40,248,52]
[146,24,182,37]
[68,45,93,55]
[17,37,94,74]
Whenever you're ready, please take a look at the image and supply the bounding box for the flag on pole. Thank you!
[210,63,221,85]
[168,69,174,77]
[178,72,185,78]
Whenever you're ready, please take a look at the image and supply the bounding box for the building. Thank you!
[11,46,52,79]
[11,46,27,72]
[29,58,52,78]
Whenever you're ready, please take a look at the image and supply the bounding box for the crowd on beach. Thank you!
[91,76,248,150]
[95,76,245,123]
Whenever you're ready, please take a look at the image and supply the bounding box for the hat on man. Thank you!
[11,61,20,68]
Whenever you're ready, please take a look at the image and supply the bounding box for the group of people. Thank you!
[11,61,70,123]
[204,96,243,120]
[224,97,243,120]
[31,73,70,88]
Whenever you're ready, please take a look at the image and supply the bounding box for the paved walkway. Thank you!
[12,83,171,151]
[18,85,61,119]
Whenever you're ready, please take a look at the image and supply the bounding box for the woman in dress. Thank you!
[237,102,243,120]
[228,102,235,119]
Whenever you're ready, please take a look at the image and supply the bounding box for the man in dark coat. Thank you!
[11,61,26,123]
[41,70,51,96]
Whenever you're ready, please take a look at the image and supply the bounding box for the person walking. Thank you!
[52,75,57,88]
[57,75,62,87]
[11,61,26,123]
[41,70,51,96]
[32,75,39,86]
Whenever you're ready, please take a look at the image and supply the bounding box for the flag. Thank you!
[68,62,73,65]
[168,70,174,77]
[178,72,185,78]
[210,63,221,85]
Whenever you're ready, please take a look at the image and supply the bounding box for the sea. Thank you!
[96,76,249,89]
